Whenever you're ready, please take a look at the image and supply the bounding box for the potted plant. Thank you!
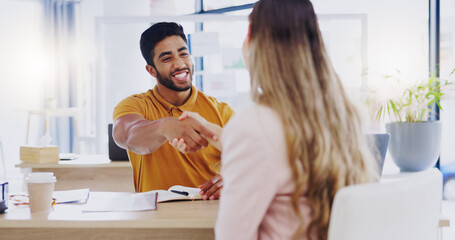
[368,71,452,172]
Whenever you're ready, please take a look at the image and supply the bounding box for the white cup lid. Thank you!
[26,172,57,183]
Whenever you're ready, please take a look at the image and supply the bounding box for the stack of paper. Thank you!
[53,188,90,203]
[81,192,157,212]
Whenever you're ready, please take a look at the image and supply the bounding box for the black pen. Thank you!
[170,190,189,196]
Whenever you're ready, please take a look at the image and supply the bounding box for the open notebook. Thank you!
[152,185,203,203]
[81,186,202,212]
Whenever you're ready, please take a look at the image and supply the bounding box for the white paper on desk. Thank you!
[54,188,90,203]
[81,192,157,212]
[9,189,90,205]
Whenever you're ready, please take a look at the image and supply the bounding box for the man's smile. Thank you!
[171,69,190,81]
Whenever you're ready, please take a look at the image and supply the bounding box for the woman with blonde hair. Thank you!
[172,0,379,239]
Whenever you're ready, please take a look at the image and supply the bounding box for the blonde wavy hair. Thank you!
[247,0,379,239]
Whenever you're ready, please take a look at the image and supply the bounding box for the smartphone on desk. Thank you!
[59,153,79,161]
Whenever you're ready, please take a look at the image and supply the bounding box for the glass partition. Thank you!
[440,0,455,202]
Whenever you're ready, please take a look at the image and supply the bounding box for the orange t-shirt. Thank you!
[113,85,234,192]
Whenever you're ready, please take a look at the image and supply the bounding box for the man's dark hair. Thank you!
[140,22,188,67]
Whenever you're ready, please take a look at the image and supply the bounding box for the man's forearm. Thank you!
[114,117,173,155]
[125,118,169,154]
[115,113,213,154]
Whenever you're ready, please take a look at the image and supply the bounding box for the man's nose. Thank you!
[172,58,186,69]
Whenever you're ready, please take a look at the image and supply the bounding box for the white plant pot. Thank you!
[386,121,441,172]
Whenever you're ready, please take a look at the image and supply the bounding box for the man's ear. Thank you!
[146,65,157,78]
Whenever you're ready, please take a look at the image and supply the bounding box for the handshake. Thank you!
[168,111,222,153]
[166,112,224,200]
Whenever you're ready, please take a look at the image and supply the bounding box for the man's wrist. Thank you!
[157,117,178,141]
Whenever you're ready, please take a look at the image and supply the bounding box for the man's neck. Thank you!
[156,84,192,106]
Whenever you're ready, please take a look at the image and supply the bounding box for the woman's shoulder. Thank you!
[224,104,284,143]
[226,104,279,127]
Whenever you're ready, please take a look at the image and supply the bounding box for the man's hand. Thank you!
[170,112,223,152]
[162,117,217,153]
[199,174,223,200]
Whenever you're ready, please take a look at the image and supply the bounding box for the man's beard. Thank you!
[154,66,193,92]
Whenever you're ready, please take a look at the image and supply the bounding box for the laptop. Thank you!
[108,124,129,161]
[366,133,390,176]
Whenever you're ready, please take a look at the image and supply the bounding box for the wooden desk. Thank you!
[15,155,134,192]
[0,191,449,240]
[0,192,218,240]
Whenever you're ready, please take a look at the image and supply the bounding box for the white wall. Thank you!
[0,0,47,190]
[313,0,428,82]
[313,0,428,135]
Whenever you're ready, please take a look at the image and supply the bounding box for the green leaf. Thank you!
[366,68,454,123]
[376,105,383,121]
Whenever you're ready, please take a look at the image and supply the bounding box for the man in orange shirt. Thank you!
[113,22,234,199]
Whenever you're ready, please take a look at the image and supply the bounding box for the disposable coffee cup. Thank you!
[26,172,57,213]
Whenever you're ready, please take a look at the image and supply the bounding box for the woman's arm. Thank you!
[215,109,280,240]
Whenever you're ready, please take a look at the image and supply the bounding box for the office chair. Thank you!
[328,168,442,240]
[108,124,129,161]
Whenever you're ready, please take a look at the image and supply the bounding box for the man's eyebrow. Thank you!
[178,46,188,52]
[158,51,172,59]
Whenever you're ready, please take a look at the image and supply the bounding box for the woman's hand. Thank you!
[179,111,208,125]
[169,137,189,153]
[169,111,223,152]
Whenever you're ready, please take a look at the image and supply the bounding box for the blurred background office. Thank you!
[0,0,454,195]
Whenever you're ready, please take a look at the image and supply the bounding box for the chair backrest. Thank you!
[108,124,129,161]
[328,168,442,240]
[366,133,390,176]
